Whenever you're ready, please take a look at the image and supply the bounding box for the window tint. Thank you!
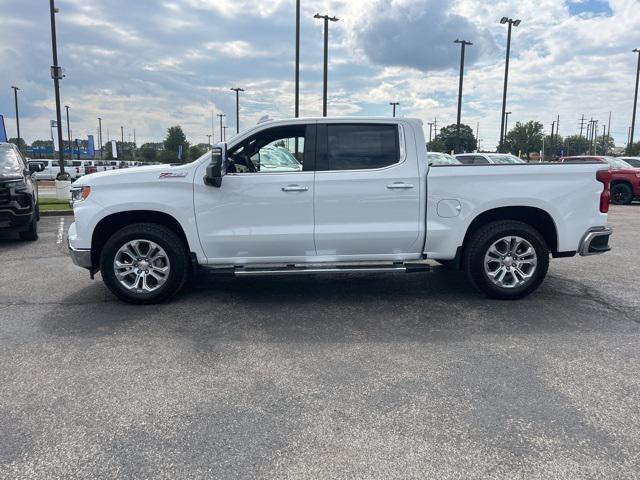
[227,125,307,173]
[326,124,398,170]
[473,156,490,164]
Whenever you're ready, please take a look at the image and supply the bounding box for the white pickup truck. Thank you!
[68,117,612,304]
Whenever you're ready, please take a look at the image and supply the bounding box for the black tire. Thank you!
[100,223,190,304]
[19,218,38,241]
[464,220,549,300]
[611,183,633,205]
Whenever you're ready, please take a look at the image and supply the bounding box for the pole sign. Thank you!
[111,140,118,159]
[0,114,7,142]
[51,120,60,151]
[87,135,95,157]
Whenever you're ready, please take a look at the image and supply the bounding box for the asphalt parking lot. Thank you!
[1,207,639,479]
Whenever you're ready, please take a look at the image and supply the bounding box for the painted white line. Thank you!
[56,217,65,245]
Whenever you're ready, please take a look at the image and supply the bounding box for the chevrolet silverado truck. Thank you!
[68,117,612,304]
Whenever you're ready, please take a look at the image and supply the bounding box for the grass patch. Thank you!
[39,200,72,212]
[39,198,71,205]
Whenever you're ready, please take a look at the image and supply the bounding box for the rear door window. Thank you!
[322,124,399,171]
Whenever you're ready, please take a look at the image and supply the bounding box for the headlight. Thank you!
[71,186,91,203]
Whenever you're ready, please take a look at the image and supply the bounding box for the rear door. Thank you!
[313,122,421,258]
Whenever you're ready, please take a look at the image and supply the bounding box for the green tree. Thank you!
[543,135,564,157]
[563,135,591,156]
[8,137,27,150]
[426,138,446,152]
[595,135,615,155]
[162,126,189,163]
[503,121,544,160]
[433,124,476,153]
[188,145,204,160]
[31,139,54,148]
[627,141,640,156]
[139,143,159,162]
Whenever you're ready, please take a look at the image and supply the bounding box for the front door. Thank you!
[313,122,421,259]
[194,123,317,263]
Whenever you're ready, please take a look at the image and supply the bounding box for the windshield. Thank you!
[603,157,633,169]
[487,154,525,164]
[0,145,23,177]
[426,152,460,165]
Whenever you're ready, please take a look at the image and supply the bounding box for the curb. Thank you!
[41,210,74,217]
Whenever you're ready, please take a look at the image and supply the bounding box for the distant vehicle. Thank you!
[68,117,612,304]
[620,157,640,168]
[426,152,461,166]
[0,142,44,241]
[31,159,79,180]
[561,156,640,204]
[455,153,525,165]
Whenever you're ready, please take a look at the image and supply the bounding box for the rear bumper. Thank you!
[578,227,612,256]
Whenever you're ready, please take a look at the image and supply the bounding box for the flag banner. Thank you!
[0,115,7,142]
[51,121,60,152]
[178,144,183,160]
[87,135,95,157]
[111,140,118,158]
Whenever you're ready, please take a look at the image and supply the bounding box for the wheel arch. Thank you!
[463,206,559,254]
[91,210,191,268]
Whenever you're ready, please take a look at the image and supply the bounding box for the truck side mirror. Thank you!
[204,147,226,187]
[28,161,45,173]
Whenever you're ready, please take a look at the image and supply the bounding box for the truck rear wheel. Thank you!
[19,218,38,241]
[100,223,190,304]
[464,220,549,300]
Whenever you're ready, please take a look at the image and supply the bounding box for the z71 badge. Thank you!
[159,172,187,178]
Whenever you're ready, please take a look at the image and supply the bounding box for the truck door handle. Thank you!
[281,185,309,192]
[387,182,414,189]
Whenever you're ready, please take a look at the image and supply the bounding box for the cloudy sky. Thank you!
[1,0,639,149]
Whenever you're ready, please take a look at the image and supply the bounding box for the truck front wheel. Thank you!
[464,220,549,300]
[100,223,190,304]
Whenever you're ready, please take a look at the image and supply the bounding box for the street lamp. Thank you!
[389,102,400,117]
[314,13,339,117]
[230,87,244,134]
[629,48,640,153]
[64,105,71,159]
[98,117,103,160]
[498,17,521,151]
[294,0,300,118]
[503,111,512,139]
[216,113,226,142]
[49,0,67,178]
[206,134,212,150]
[10,86,21,152]
[454,39,472,154]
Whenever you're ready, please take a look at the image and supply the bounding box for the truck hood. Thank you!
[72,163,196,187]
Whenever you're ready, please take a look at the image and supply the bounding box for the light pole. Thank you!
[427,122,434,150]
[230,87,244,134]
[49,0,66,178]
[629,48,640,153]
[98,117,103,160]
[389,102,399,117]
[314,13,339,117]
[65,105,71,159]
[206,134,212,150]
[454,39,472,154]
[498,17,521,151]
[10,86,21,152]
[295,0,300,118]
[216,114,226,142]
[120,125,124,158]
[223,126,228,142]
[503,111,511,139]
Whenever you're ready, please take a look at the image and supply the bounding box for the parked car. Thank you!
[426,152,461,166]
[68,117,612,304]
[0,142,44,241]
[455,153,526,165]
[31,159,82,180]
[560,156,640,204]
[620,157,640,168]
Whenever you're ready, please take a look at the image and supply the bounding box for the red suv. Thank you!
[560,156,640,205]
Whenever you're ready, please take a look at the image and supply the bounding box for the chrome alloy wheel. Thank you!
[484,236,537,289]
[113,239,170,293]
